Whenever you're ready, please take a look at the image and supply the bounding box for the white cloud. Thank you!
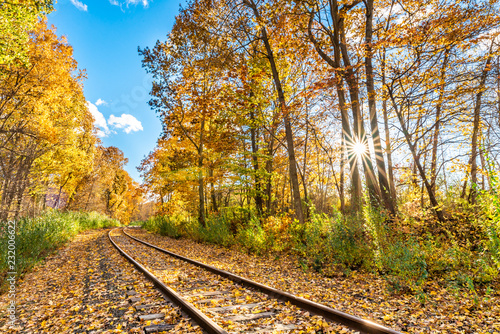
[109,0,150,7]
[108,114,143,134]
[87,102,142,136]
[96,129,107,138]
[129,0,149,6]
[70,0,88,11]
[86,101,109,136]
[95,98,107,106]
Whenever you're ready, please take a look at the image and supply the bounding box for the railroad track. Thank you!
[109,227,403,334]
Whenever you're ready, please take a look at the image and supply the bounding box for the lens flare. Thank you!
[352,141,366,157]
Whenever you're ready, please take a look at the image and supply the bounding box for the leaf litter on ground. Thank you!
[0,229,202,334]
[126,228,500,334]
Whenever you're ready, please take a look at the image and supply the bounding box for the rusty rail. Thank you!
[123,227,403,334]
[108,228,227,334]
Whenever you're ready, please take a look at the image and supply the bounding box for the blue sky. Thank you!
[48,0,185,182]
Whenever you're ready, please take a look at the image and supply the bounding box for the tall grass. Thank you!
[0,210,120,289]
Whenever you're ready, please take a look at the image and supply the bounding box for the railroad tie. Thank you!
[183,290,230,298]
[225,311,275,322]
[206,302,262,313]
[129,296,141,303]
[135,304,153,311]
[138,313,165,321]
[143,324,176,333]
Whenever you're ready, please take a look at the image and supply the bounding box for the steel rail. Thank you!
[123,228,403,334]
[108,228,228,334]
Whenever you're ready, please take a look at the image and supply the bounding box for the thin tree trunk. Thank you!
[198,118,206,226]
[479,140,491,191]
[250,110,264,214]
[382,89,396,198]
[388,91,446,223]
[85,178,96,211]
[497,55,500,128]
[470,45,493,205]
[380,27,397,203]
[55,173,72,209]
[244,0,304,224]
[364,0,394,214]
[209,167,218,213]
[265,128,275,214]
[281,168,287,213]
[420,151,428,208]
[14,179,27,220]
[340,135,345,213]
[302,96,310,218]
[430,48,450,192]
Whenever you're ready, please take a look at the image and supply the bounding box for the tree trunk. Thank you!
[209,167,218,213]
[470,46,493,205]
[55,173,72,209]
[430,49,450,192]
[479,139,491,191]
[388,92,446,223]
[364,0,394,214]
[84,178,96,211]
[198,117,206,226]
[338,18,381,205]
[382,88,396,198]
[380,35,397,201]
[250,110,264,214]
[265,138,274,214]
[244,0,304,224]
[340,135,345,213]
[302,95,310,218]
[306,8,362,212]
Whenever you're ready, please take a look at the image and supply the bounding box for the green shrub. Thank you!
[283,210,373,275]
[326,217,371,270]
[382,239,428,293]
[235,216,267,254]
[480,172,500,269]
[142,215,183,239]
[142,213,235,246]
[198,215,234,247]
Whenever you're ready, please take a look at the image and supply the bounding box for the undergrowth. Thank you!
[141,186,500,298]
[0,210,120,291]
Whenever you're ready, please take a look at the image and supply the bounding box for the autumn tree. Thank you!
[140,3,237,225]
[140,0,500,232]
[0,20,92,220]
[382,0,500,222]
[0,0,53,67]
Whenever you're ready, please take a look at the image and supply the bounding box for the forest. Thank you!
[0,0,499,302]
[0,2,144,223]
[0,1,147,281]
[138,0,500,294]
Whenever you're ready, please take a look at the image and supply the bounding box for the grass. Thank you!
[0,210,120,291]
